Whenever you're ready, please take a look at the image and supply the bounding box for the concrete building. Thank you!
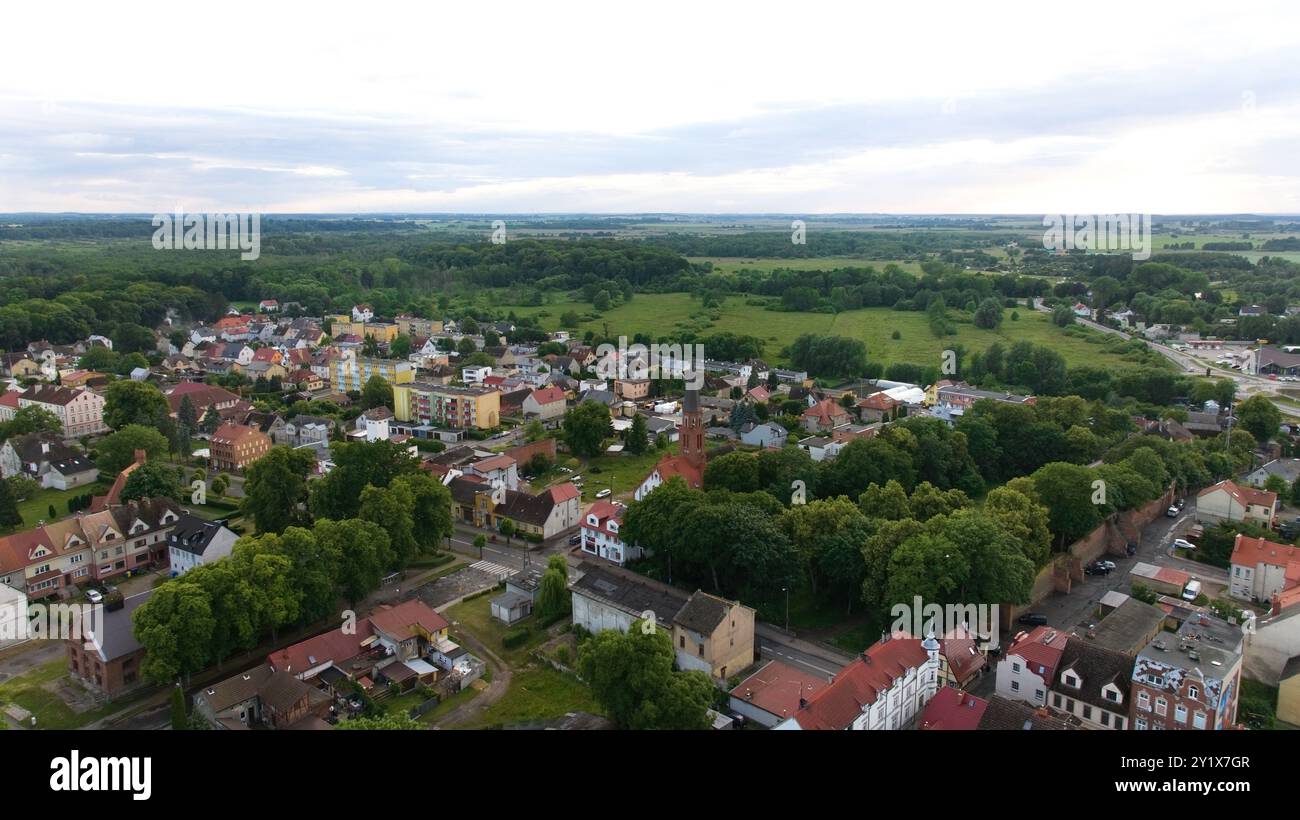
[166,513,239,577]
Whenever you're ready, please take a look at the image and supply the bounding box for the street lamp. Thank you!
[782,586,789,632]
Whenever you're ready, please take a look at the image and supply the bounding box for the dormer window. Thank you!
[1062,671,1080,688]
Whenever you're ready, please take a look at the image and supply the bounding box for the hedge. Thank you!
[502,628,531,649]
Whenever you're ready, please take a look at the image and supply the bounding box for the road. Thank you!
[754,624,854,679]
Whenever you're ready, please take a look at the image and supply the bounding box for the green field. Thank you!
[505,292,1159,372]
[13,482,111,530]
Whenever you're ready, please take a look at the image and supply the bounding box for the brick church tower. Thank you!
[681,384,704,469]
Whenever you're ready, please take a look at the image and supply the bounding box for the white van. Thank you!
[1182,579,1202,601]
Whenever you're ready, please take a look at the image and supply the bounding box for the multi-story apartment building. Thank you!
[0,497,183,598]
[394,314,444,338]
[209,422,272,472]
[995,625,1069,707]
[329,355,414,393]
[17,384,107,438]
[392,381,500,430]
[578,499,640,566]
[1129,613,1244,731]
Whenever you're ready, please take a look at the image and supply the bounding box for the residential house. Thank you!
[447,477,581,539]
[17,384,107,438]
[995,625,1070,707]
[1229,533,1300,605]
[855,391,900,423]
[466,453,519,491]
[0,433,99,489]
[209,422,272,472]
[165,382,242,420]
[797,435,842,462]
[1196,480,1277,528]
[801,398,851,433]
[166,513,239,577]
[1244,458,1300,489]
[579,500,639,565]
[1048,637,1132,729]
[521,386,566,421]
[738,421,788,449]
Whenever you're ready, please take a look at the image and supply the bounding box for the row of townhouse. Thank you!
[0,497,184,599]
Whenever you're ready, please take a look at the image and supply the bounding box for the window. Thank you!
[1082,705,1092,720]
[1175,705,1187,724]
[1010,680,1020,692]
[1188,685,1199,700]
[1012,662,1021,673]
[1105,688,1120,702]
[1135,717,1147,731]
[1034,689,1044,702]
[679,636,685,649]
[1100,711,1110,727]
[1137,691,1150,711]
[1052,693,1063,708]
[1155,698,1167,717]
[1193,711,1207,730]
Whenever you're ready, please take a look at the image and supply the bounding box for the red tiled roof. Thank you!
[1005,626,1069,683]
[268,620,375,676]
[367,600,448,641]
[802,398,849,422]
[918,685,988,730]
[547,483,580,504]
[529,386,566,406]
[0,392,18,409]
[789,635,930,729]
[855,392,899,411]
[1231,533,1300,572]
[1198,480,1276,510]
[650,454,703,490]
[729,660,827,723]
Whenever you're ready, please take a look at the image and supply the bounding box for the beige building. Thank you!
[18,384,107,438]
[671,591,756,681]
[1196,480,1276,529]
[1279,658,1300,726]
[392,381,500,430]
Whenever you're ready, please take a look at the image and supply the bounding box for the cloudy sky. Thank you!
[3,0,1299,214]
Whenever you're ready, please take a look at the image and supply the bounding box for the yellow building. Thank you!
[330,356,414,393]
[327,315,399,343]
[392,381,500,430]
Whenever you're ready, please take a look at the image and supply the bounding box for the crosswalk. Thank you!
[469,560,516,580]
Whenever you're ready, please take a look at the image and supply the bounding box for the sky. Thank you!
[2,0,1299,214]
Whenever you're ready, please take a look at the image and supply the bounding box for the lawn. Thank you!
[13,482,112,530]
[456,667,603,729]
[0,659,146,730]
[501,292,1162,373]
[446,593,551,666]
[547,444,684,502]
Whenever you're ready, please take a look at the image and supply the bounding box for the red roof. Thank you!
[1231,533,1300,572]
[855,392,899,411]
[267,621,375,676]
[802,398,849,423]
[729,660,827,723]
[367,600,448,640]
[1198,479,1276,510]
[649,454,703,490]
[789,635,930,729]
[166,382,240,414]
[581,498,624,536]
[0,392,18,409]
[1005,626,1069,683]
[529,386,566,406]
[918,685,988,730]
[547,483,580,504]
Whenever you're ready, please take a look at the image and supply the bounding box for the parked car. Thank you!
[595,488,612,498]
[1097,560,1117,571]
[1173,538,1196,551]
[85,589,104,604]
[1166,505,1180,518]
[1126,542,1138,556]
[1017,613,1049,626]
[1084,564,1109,576]
[568,534,582,546]
[570,475,583,483]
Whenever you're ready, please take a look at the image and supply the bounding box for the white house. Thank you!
[796,435,841,462]
[462,366,492,385]
[740,422,788,449]
[351,304,374,322]
[166,513,239,577]
[1229,533,1300,604]
[995,626,1069,707]
[776,633,942,730]
[466,454,518,491]
[521,386,566,420]
[579,500,639,566]
[1196,480,1276,529]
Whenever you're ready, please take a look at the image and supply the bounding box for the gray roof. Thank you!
[673,591,730,635]
[1089,598,1167,655]
[1056,637,1131,715]
[167,512,235,557]
[201,665,276,712]
[570,561,688,628]
[87,590,153,662]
